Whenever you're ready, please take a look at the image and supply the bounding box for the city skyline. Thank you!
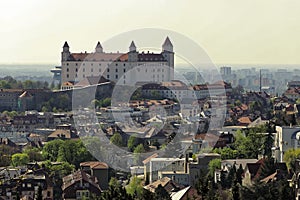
[1,0,300,65]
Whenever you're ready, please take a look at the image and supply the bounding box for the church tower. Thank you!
[128,41,138,62]
[95,41,103,53]
[61,41,70,62]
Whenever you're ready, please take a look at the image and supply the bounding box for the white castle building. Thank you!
[59,37,174,88]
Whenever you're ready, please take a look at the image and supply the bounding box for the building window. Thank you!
[116,75,118,79]
[83,68,85,72]
[66,74,69,78]
[76,63,78,66]
[99,68,101,72]
[83,74,85,78]
[83,63,85,66]
[91,63,93,66]
[91,68,93,72]
[123,69,126,72]
[107,75,110,79]
[107,68,110,72]
[116,69,118,72]
[76,68,78,72]
[116,63,118,66]
[66,63,69,66]
[123,63,126,66]
[66,68,69,72]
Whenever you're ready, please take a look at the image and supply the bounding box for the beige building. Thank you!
[60,37,174,88]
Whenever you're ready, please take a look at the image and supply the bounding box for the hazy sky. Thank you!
[0,0,300,65]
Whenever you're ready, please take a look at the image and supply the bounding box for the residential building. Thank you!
[274,126,300,162]
[80,161,110,190]
[62,170,102,200]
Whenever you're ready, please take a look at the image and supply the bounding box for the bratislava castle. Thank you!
[60,37,174,86]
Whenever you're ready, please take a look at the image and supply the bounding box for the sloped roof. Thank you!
[144,177,184,193]
[80,161,109,169]
[142,153,159,164]
[170,186,190,200]
[47,129,71,139]
[163,36,173,47]
[62,170,101,191]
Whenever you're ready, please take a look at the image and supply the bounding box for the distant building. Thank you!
[220,66,231,76]
[59,37,174,89]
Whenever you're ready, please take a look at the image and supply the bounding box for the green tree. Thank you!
[101,177,133,200]
[208,158,221,176]
[133,144,145,154]
[42,139,64,161]
[283,148,300,171]
[23,147,43,162]
[110,132,123,147]
[126,176,144,197]
[128,135,138,151]
[11,153,29,166]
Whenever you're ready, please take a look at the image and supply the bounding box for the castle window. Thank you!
[116,75,118,79]
[91,68,93,72]
[116,63,118,66]
[66,74,69,78]
[75,63,78,66]
[76,68,78,72]
[107,68,110,72]
[66,63,69,66]
[83,74,85,78]
[123,69,126,72]
[107,75,110,79]
[123,63,126,66]
[116,69,118,72]
[67,68,69,72]
[83,68,85,72]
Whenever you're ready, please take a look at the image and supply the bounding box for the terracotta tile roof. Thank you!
[144,177,184,193]
[80,161,109,169]
[68,52,125,62]
[62,170,101,191]
[142,153,159,164]
[238,117,252,125]
[48,129,71,139]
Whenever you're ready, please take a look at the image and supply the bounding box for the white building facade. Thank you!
[60,38,174,87]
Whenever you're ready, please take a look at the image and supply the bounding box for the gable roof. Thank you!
[62,170,101,191]
[80,161,109,169]
[144,177,184,193]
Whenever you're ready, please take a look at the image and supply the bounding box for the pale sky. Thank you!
[0,0,300,65]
